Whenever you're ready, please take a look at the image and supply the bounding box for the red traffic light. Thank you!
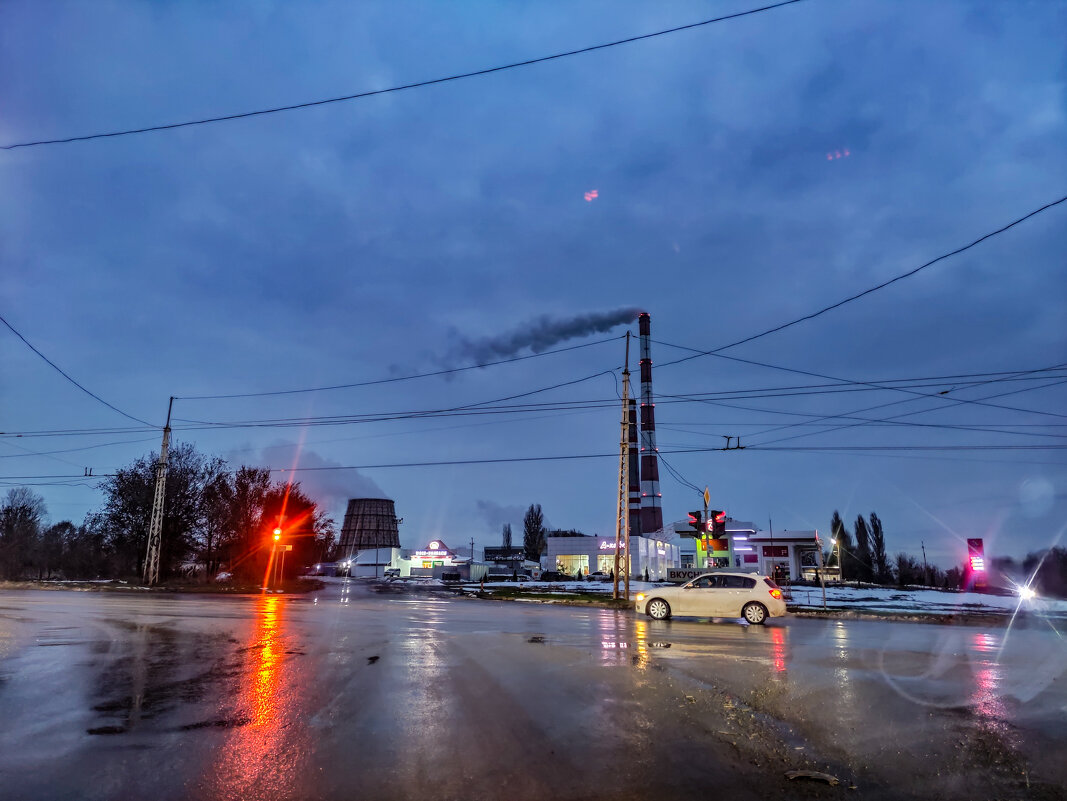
[688,511,703,530]
[709,510,726,536]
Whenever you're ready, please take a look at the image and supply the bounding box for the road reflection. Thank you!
[969,631,1007,721]
[207,594,300,801]
[770,625,787,676]
[596,609,632,665]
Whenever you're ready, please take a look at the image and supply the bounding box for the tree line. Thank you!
[0,443,335,584]
[828,510,964,589]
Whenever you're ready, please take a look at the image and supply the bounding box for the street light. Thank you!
[270,528,282,588]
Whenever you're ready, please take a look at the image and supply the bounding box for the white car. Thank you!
[635,572,787,625]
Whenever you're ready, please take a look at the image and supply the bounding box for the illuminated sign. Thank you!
[414,550,448,558]
[429,541,440,550]
[598,541,626,550]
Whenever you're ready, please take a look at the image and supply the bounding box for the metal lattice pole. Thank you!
[143,397,173,586]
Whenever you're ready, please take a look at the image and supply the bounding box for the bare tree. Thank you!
[502,523,512,549]
[0,487,46,579]
[853,515,873,582]
[523,504,546,558]
[869,512,890,584]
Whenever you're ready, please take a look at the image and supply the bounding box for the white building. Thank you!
[545,534,680,580]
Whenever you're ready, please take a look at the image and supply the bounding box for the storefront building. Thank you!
[545,535,680,580]
[747,531,821,582]
[409,539,458,577]
[671,519,822,582]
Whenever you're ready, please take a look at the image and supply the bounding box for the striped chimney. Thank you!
[627,397,641,537]
[637,313,663,534]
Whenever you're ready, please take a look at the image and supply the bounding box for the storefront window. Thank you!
[556,555,588,576]
[597,554,623,573]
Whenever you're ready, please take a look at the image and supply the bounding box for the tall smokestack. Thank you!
[627,398,641,537]
[638,313,663,534]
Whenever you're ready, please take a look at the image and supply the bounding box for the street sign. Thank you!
[703,487,710,507]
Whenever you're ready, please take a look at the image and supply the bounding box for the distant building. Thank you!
[544,533,679,580]
[668,518,822,582]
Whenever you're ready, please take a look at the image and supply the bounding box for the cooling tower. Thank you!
[638,313,663,534]
[339,498,400,553]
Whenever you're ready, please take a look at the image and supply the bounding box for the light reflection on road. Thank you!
[207,594,298,801]
[969,631,1006,721]
[770,625,787,676]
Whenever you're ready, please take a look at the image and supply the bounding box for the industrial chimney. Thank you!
[637,313,663,534]
[627,398,641,537]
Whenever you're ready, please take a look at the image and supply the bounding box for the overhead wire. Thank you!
[750,373,1067,448]
[175,336,621,401]
[657,194,1067,370]
[1,312,157,427]
[1,0,809,151]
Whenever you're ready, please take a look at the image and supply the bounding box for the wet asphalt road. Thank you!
[0,580,1064,801]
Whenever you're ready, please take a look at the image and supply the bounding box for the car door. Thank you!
[675,575,711,615]
[722,575,757,615]
[681,575,725,616]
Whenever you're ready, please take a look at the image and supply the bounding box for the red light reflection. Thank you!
[770,626,787,674]
[205,594,299,799]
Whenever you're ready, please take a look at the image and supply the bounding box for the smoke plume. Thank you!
[452,307,641,363]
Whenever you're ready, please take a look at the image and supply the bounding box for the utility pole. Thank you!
[612,333,632,601]
[814,532,827,609]
[142,397,173,586]
[921,541,929,587]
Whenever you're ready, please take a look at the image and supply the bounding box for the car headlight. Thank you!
[635,593,645,602]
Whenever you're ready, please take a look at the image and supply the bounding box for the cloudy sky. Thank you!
[2,0,1064,568]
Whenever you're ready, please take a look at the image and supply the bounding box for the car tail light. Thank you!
[769,588,782,600]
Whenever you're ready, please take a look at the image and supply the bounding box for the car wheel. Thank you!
[742,602,767,625]
[647,599,671,620]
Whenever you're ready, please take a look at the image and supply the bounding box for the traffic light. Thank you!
[688,511,703,531]
[710,510,726,536]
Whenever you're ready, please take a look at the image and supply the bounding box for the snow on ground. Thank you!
[470,578,1067,619]
[786,583,1067,618]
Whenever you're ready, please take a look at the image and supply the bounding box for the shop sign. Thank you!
[598,540,626,550]
[762,546,789,558]
[667,568,704,582]
[699,538,729,552]
[414,549,449,558]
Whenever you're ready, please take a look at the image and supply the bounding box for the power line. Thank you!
[657,194,1067,370]
[655,338,1067,411]
[0,312,157,427]
[256,441,1067,473]
[0,436,161,459]
[176,336,620,401]
[1,0,809,151]
[750,374,1067,448]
